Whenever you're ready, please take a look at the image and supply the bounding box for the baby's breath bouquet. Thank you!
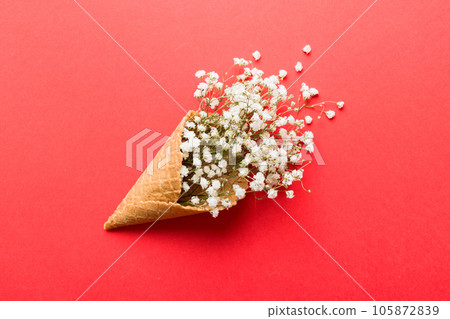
[105,51,344,230]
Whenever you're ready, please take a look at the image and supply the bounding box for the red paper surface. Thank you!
[1,0,449,300]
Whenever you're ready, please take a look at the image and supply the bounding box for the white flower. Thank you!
[258,161,268,173]
[279,69,287,79]
[221,198,231,208]
[210,98,219,108]
[287,115,295,125]
[194,89,202,98]
[286,190,294,199]
[275,116,288,127]
[292,171,303,180]
[198,82,208,91]
[278,85,287,100]
[295,61,303,72]
[267,189,278,199]
[210,208,219,218]
[305,143,314,153]
[305,115,313,124]
[250,113,264,131]
[238,167,249,177]
[252,50,261,61]
[266,173,280,185]
[233,185,246,199]
[185,121,196,129]
[203,152,213,163]
[296,119,305,128]
[195,70,206,78]
[282,172,294,186]
[207,196,219,208]
[309,88,319,96]
[255,172,265,183]
[207,72,219,84]
[193,157,202,167]
[304,131,314,140]
[191,174,200,183]
[250,172,265,192]
[303,45,311,54]
[183,182,190,192]
[337,101,344,109]
[180,165,189,178]
[192,137,200,148]
[218,159,227,169]
[191,196,200,205]
[250,180,264,192]
[325,110,335,119]
[183,130,195,140]
[234,57,249,65]
[211,179,221,190]
[200,177,209,189]
[302,90,311,100]
[206,186,217,196]
[210,127,219,137]
[300,82,309,92]
[290,154,299,163]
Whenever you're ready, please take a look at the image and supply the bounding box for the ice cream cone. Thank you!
[104,111,248,230]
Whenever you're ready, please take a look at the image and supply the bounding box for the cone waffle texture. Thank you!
[104,111,248,230]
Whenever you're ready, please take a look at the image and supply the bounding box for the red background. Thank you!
[1,0,449,300]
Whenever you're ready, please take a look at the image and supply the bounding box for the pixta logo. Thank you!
[126,128,170,173]
[126,129,326,173]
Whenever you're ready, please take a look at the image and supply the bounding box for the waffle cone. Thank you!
[104,111,248,230]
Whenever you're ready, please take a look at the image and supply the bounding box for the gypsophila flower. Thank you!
[234,57,249,65]
[193,157,202,167]
[221,198,231,208]
[210,208,219,218]
[309,88,319,96]
[303,45,311,54]
[286,190,294,199]
[209,98,219,108]
[185,121,196,129]
[195,70,206,78]
[180,165,189,177]
[207,196,219,208]
[337,101,345,109]
[238,167,249,177]
[252,50,261,61]
[267,189,278,199]
[194,89,202,98]
[177,55,344,215]
[292,169,303,179]
[200,177,209,189]
[206,186,217,196]
[211,180,221,190]
[302,90,311,100]
[325,110,335,119]
[233,185,246,199]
